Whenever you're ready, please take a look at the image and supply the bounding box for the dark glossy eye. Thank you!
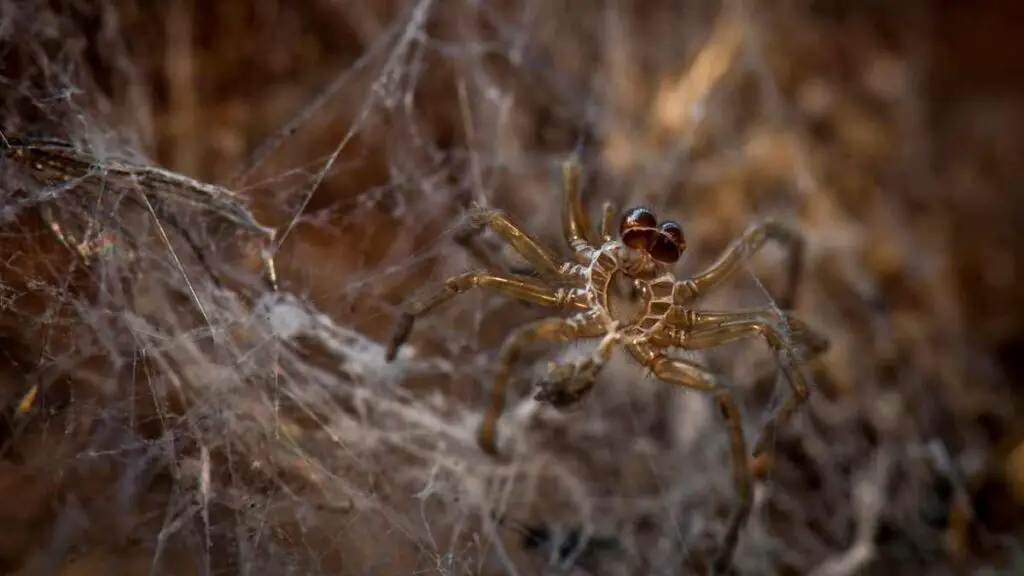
[649,220,686,263]
[619,207,657,233]
[619,207,658,250]
[658,221,685,248]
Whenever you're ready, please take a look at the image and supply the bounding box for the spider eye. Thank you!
[658,221,685,247]
[619,207,658,250]
[620,207,657,232]
[649,220,686,263]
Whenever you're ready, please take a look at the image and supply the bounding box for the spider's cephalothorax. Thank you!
[384,156,829,575]
[581,205,694,344]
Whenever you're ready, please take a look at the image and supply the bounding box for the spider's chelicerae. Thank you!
[385,157,829,573]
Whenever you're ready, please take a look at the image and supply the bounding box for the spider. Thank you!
[385,156,829,574]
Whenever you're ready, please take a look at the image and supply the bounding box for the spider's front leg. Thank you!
[453,224,535,276]
[560,157,600,262]
[627,342,752,575]
[463,205,565,280]
[684,219,805,310]
[599,201,616,244]
[385,271,584,361]
[533,323,621,409]
[478,311,605,456]
[685,309,829,459]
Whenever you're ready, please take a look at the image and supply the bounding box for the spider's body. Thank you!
[572,241,686,341]
[385,157,829,574]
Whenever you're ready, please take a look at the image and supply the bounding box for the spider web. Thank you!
[1,0,1021,575]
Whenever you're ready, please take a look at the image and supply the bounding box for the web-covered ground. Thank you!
[1,1,1023,574]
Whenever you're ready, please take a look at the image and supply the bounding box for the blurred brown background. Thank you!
[1,0,1023,574]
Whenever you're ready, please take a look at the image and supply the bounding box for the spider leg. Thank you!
[627,341,751,575]
[684,219,805,310]
[478,311,606,456]
[560,157,597,262]
[453,224,535,276]
[385,272,584,361]
[465,205,564,280]
[684,309,829,459]
[598,201,616,244]
[533,323,622,408]
[464,203,569,280]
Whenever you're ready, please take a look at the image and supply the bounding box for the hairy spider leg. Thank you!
[560,158,597,262]
[465,205,564,280]
[685,309,827,459]
[599,201,616,244]
[454,193,616,279]
[451,158,610,279]
[453,224,512,272]
[686,219,806,310]
[461,157,598,276]
[478,311,606,456]
[627,340,752,576]
[385,271,585,361]
[453,224,536,277]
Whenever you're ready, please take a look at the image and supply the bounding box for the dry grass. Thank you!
[1,0,1023,574]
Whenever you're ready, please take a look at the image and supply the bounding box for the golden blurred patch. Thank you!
[1004,439,1024,504]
